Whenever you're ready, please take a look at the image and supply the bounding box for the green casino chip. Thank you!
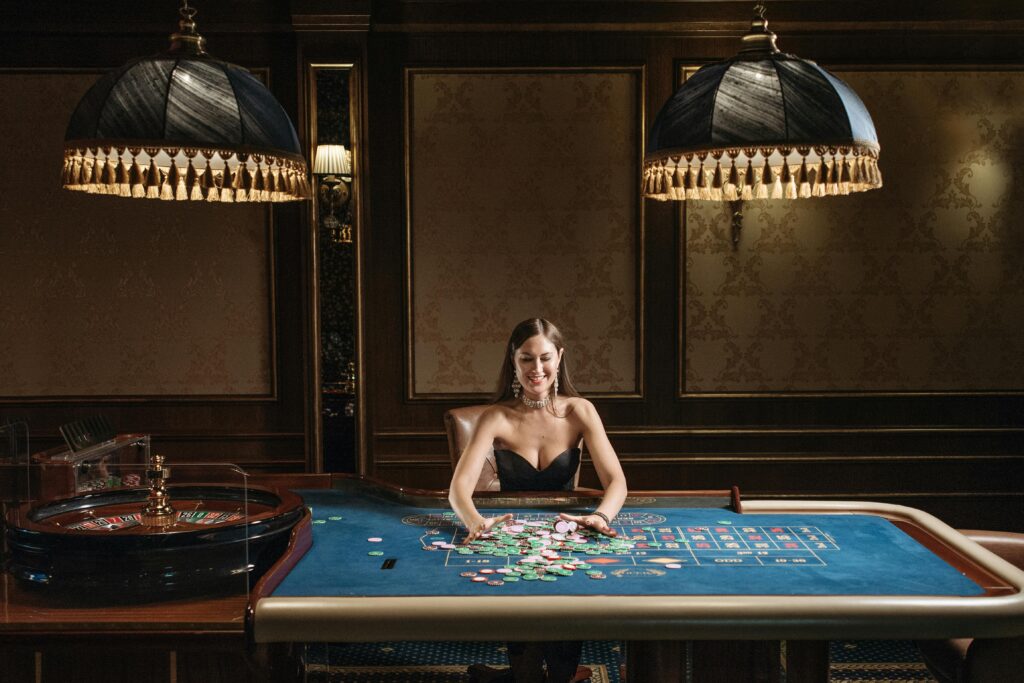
[368,551,384,556]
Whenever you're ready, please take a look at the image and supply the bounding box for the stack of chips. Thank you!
[456,517,634,585]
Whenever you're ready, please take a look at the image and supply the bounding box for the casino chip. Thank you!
[553,519,578,534]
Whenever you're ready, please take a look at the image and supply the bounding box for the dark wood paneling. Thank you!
[0,5,313,473]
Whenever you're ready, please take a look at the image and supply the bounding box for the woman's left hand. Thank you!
[557,512,617,537]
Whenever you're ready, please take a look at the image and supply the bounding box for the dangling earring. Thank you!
[512,375,521,398]
[553,370,559,398]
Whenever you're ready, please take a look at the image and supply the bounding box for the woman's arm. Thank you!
[447,408,513,542]
[560,398,628,536]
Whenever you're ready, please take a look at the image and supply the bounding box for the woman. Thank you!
[449,318,628,683]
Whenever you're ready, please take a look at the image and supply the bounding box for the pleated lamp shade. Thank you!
[643,9,881,201]
[313,145,351,176]
[61,7,310,203]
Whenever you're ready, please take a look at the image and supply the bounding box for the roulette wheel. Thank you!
[5,454,306,601]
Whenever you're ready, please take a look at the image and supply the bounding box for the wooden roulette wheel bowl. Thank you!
[5,483,306,602]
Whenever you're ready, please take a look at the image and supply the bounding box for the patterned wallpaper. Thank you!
[407,69,641,396]
[684,70,1024,393]
[0,73,273,397]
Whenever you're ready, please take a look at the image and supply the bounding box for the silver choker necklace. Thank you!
[520,393,552,409]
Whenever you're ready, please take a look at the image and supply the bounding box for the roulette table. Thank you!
[250,476,1024,682]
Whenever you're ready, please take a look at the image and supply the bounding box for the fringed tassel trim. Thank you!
[61,145,312,202]
[642,145,882,201]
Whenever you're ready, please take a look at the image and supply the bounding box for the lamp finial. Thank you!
[168,0,207,55]
[740,2,779,55]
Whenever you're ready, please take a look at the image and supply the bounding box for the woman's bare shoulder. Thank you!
[562,396,597,421]
[477,402,516,426]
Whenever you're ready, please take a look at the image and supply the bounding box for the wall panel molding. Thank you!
[0,69,277,401]
[403,66,646,400]
[678,66,1024,397]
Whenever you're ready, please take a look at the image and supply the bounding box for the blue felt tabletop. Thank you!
[271,487,983,599]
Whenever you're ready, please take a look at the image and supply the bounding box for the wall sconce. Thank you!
[313,144,353,243]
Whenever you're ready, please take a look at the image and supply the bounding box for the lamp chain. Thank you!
[753,2,767,20]
[180,0,197,21]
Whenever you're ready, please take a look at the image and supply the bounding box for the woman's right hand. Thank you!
[462,513,514,543]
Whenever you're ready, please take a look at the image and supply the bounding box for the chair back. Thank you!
[443,405,582,491]
[960,530,1024,571]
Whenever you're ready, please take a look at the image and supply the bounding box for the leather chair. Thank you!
[915,530,1024,683]
[443,405,582,491]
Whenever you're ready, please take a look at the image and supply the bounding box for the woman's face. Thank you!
[513,334,563,396]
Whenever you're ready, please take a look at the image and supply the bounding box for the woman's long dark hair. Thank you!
[491,318,581,406]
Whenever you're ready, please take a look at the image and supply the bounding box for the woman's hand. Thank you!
[558,511,617,537]
[462,513,514,543]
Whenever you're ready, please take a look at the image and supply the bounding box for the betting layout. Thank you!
[402,511,840,583]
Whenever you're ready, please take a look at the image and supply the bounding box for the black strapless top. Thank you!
[494,448,580,492]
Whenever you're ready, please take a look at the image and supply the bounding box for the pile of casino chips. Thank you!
[455,517,635,585]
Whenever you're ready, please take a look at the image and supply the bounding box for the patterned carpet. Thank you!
[304,640,937,682]
[829,641,937,682]
[304,641,616,682]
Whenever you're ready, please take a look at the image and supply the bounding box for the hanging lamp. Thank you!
[643,3,881,201]
[61,1,310,203]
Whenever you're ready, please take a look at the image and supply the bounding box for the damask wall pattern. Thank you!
[408,69,640,396]
[0,73,273,397]
[684,70,1024,393]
